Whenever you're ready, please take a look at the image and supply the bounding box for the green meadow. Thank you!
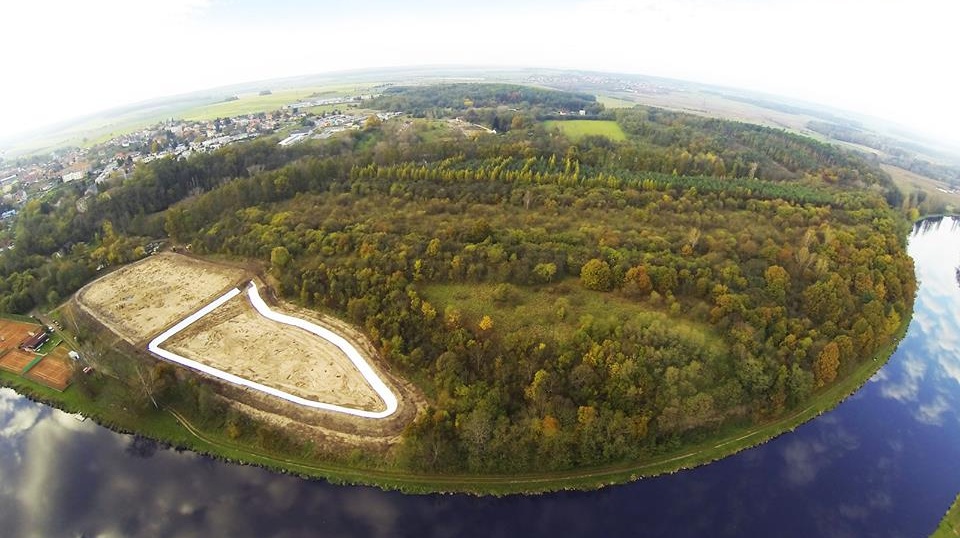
[543,119,627,141]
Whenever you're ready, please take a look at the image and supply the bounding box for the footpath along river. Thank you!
[1,217,959,537]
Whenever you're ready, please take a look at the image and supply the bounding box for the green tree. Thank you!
[580,258,614,291]
[764,265,790,304]
[270,246,291,272]
[533,262,557,283]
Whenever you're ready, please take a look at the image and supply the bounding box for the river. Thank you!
[1,217,959,537]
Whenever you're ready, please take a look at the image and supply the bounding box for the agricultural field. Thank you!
[596,94,637,109]
[76,253,247,344]
[543,119,627,141]
[882,163,960,214]
[180,88,329,122]
[163,291,383,411]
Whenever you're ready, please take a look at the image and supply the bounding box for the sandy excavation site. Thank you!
[76,253,248,345]
[76,253,395,417]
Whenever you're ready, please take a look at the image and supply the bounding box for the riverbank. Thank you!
[0,306,913,495]
[932,493,960,537]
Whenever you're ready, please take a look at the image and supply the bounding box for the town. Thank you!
[0,94,396,225]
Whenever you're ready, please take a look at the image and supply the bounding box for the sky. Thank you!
[0,0,957,147]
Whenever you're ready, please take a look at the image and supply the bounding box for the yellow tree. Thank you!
[814,342,840,387]
[624,265,653,297]
[580,258,614,291]
[764,265,790,304]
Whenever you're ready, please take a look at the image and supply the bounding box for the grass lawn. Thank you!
[543,119,627,142]
[36,334,63,354]
[0,312,40,324]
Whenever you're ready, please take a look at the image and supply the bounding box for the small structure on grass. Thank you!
[20,330,49,352]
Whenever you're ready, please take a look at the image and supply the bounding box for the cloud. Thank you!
[879,352,925,403]
[0,389,42,440]
[915,395,950,426]
[0,0,957,146]
[781,438,828,487]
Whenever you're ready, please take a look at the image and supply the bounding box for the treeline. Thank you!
[613,108,901,204]
[350,158,838,206]
[369,83,603,131]
[0,139,318,313]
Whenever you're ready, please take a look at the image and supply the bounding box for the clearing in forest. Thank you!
[77,253,398,418]
[160,286,385,412]
[543,120,627,141]
[75,252,247,344]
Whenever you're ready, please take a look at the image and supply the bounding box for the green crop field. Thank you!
[543,119,627,141]
[597,95,637,109]
[180,89,325,121]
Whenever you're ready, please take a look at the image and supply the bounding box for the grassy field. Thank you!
[883,164,960,215]
[421,279,723,354]
[543,119,627,142]
[35,333,63,354]
[597,95,637,109]
[302,103,361,115]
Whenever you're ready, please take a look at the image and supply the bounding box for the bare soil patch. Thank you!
[27,347,73,391]
[163,292,383,411]
[76,253,247,344]
[0,318,43,349]
[75,252,416,432]
[0,349,38,373]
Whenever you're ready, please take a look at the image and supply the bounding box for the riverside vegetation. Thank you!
[0,83,916,490]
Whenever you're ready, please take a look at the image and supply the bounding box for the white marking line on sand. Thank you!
[147,284,399,419]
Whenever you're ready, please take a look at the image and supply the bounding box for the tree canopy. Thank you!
[0,83,916,475]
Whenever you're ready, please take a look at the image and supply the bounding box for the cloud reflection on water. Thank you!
[780,415,860,489]
[0,218,959,538]
[0,385,415,538]
[0,388,41,441]
[875,218,960,432]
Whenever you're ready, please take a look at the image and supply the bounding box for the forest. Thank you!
[369,83,604,132]
[0,84,916,474]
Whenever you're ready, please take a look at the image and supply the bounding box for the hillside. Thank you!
[0,83,916,488]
